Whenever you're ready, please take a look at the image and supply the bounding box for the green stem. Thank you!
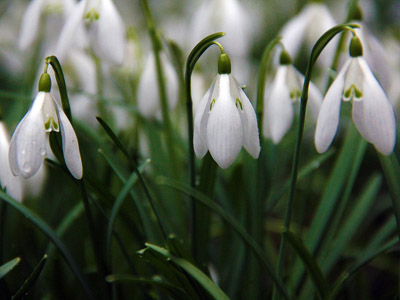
[184,32,225,259]
[273,23,360,300]
[140,0,177,176]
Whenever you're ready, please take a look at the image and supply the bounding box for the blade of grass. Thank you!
[12,254,47,300]
[0,257,20,279]
[0,190,95,299]
[156,176,292,300]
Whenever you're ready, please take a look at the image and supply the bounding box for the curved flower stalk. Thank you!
[279,2,337,67]
[264,50,322,144]
[315,35,396,155]
[56,0,125,64]
[137,51,178,119]
[9,72,83,179]
[0,122,23,202]
[18,0,77,51]
[194,51,260,169]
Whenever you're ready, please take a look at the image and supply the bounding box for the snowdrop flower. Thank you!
[194,52,260,169]
[0,122,23,202]
[56,0,125,64]
[9,72,83,179]
[18,0,76,51]
[280,1,337,67]
[315,36,396,155]
[264,50,322,143]
[137,51,178,119]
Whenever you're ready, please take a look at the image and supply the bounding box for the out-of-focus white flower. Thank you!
[279,2,337,67]
[194,53,260,169]
[18,0,76,51]
[188,0,254,59]
[0,122,23,202]
[56,0,125,64]
[9,73,82,179]
[264,51,322,144]
[137,52,178,119]
[315,36,396,155]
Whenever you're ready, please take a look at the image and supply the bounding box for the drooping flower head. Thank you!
[315,35,396,155]
[9,72,83,179]
[56,0,125,64]
[264,49,322,143]
[194,50,260,169]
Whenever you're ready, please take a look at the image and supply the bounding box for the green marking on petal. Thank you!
[210,99,216,111]
[344,84,363,101]
[236,98,243,110]
[85,9,99,22]
[290,89,301,101]
[44,117,59,132]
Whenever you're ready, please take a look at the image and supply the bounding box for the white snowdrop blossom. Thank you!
[56,0,125,64]
[280,2,337,67]
[9,74,83,179]
[137,52,178,119]
[18,0,76,51]
[315,37,396,155]
[264,53,322,144]
[194,53,260,169]
[0,122,23,202]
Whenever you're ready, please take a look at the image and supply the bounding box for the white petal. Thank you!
[230,75,260,158]
[55,0,87,62]
[0,123,23,202]
[18,0,45,51]
[314,61,348,153]
[280,10,308,59]
[265,67,294,144]
[193,77,217,158]
[9,93,47,178]
[359,58,396,155]
[207,75,242,169]
[351,100,372,143]
[56,103,83,179]
[94,0,125,64]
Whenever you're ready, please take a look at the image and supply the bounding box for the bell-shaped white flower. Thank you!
[9,73,83,179]
[194,53,260,169]
[315,36,396,155]
[56,0,125,64]
[264,50,322,143]
[18,0,76,51]
[0,122,23,202]
[137,51,178,119]
[279,2,337,67]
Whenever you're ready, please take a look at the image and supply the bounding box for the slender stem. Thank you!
[273,23,359,300]
[140,0,178,176]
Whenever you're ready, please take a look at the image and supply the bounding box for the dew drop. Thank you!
[23,163,32,173]
[40,148,46,156]
[32,140,37,146]
[21,149,26,155]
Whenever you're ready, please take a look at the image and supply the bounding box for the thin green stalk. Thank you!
[184,32,224,260]
[140,0,177,176]
[273,23,359,300]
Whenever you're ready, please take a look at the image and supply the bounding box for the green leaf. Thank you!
[106,274,190,300]
[12,254,47,300]
[146,243,231,300]
[0,257,20,279]
[283,230,329,299]
[156,177,292,300]
[0,190,95,299]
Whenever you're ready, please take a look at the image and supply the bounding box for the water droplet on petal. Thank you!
[23,163,32,173]
[21,149,26,155]
[40,148,46,156]
[32,140,37,145]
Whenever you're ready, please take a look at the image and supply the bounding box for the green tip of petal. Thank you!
[38,73,51,92]
[279,49,292,65]
[218,53,231,74]
[349,36,363,57]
